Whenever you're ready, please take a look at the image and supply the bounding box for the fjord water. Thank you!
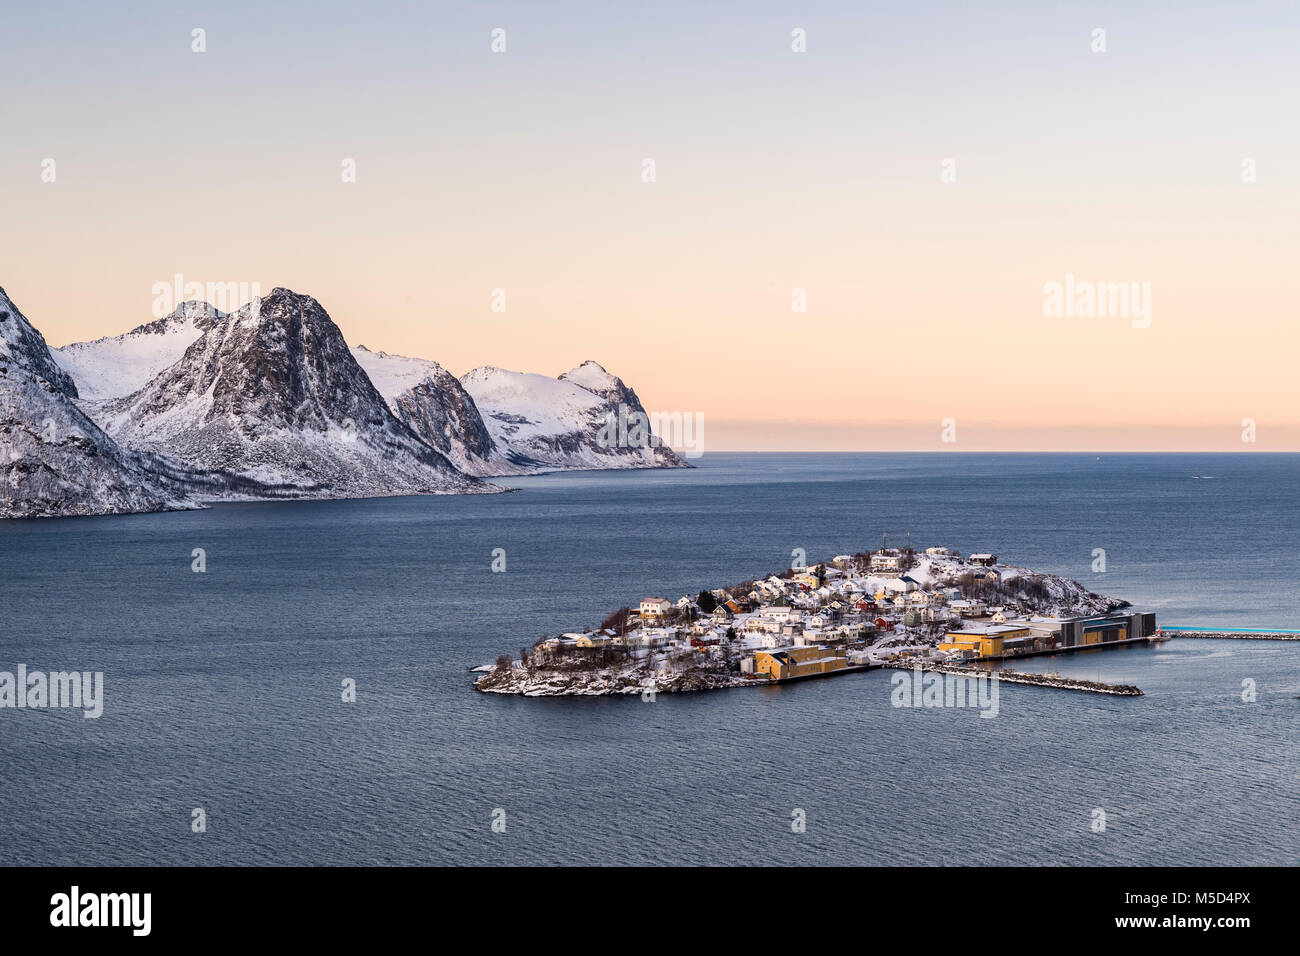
[2,453,1297,866]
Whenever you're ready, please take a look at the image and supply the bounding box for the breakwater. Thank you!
[883,661,1143,696]
[1162,629,1300,641]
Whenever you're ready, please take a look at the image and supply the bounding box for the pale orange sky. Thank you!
[3,2,1297,451]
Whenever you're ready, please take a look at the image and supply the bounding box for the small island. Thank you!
[473,545,1158,697]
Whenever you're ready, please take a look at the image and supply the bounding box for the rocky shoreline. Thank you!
[473,663,750,697]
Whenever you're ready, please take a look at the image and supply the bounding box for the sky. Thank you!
[2,1,1297,451]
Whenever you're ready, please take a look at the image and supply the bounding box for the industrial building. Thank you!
[938,623,1032,659]
[753,645,850,681]
[939,611,1157,660]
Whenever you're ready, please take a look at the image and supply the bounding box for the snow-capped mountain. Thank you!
[52,301,225,401]
[350,345,497,475]
[7,281,688,518]
[559,359,644,406]
[461,360,688,474]
[355,350,687,476]
[0,286,202,518]
[97,288,494,498]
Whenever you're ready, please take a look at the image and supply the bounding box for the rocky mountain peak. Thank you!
[2,286,202,518]
[97,287,486,497]
[559,359,640,407]
[126,300,226,338]
[0,285,79,398]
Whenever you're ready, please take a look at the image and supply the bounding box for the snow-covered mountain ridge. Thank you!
[459,360,688,475]
[95,288,490,498]
[52,301,224,401]
[1,286,205,517]
[3,283,688,517]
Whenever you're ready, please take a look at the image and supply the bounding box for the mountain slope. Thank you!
[98,288,495,497]
[461,360,689,474]
[0,286,202,518]
[350,345,497,475]
[53,301,225,401]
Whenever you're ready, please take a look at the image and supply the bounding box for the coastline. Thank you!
[473,546,1150,698]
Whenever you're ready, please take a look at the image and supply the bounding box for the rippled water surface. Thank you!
[2,453,1296,864]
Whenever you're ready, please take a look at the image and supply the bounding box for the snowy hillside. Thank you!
[351,345,497,475]
[10,282,689,517]
[97,289,496,498]
[898,553,1124,618]
[52,301,224,401]
[461,361,689,474]
[0,286,204,518]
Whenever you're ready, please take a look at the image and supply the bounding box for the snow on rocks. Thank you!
[460,361,689,475]
[52,301,224,401]
[95,288,496,499]
[8,279,691,518]
[1,285,205,518]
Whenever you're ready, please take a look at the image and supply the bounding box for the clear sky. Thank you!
[3,1,1297,450]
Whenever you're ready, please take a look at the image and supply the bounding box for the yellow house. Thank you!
[572,633,610,648]
[940,624,1030,659]
[938,635,981,656]
[754,645,848,681]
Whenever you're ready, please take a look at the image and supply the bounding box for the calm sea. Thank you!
[1,453,1297,865]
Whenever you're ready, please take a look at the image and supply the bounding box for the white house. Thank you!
[949,599,989,618]
[639,597,672,619]
[870,552,903,574]
[760,605,799,625]
[640,628,676,647]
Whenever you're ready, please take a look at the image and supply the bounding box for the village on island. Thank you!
[474,540,1160,697]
